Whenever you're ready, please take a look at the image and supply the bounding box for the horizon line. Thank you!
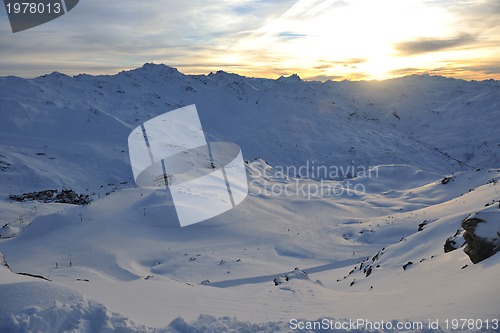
[2,62,498,83]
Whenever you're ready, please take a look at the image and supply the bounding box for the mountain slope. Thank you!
[0,66,499,332]
[1,65,499,199]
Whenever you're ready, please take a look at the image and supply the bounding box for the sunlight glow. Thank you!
[1,0,498,80]
[196,0,498,80]
[225,0,455,79]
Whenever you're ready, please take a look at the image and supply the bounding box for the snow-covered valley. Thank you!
[0,64,498,332]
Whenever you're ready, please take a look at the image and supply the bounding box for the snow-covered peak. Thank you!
[39,71,70,79]
[121,63,184,79]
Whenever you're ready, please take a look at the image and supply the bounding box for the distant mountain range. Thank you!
[1,64,498,198]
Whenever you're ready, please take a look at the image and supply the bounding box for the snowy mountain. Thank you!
[0,64,499,332]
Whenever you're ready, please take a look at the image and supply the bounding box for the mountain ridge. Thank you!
[1,63,498,198]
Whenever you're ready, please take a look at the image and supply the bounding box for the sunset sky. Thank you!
[0,0,499,80]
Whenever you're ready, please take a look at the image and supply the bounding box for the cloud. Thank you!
[425,0,500,30]
[387,67,423,76]
[284,0,348,19]
[0,0,296,77]
[278,32,308,39]
[466,64,500,76]
[394,34,477,55]
[303,74,344,81]
[388,59,500,80]
[312,58,367,69]
[0,0,498,80]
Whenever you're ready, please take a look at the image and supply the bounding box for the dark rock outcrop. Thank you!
[273,268,309,286]
[402,261,413,270]
[462,216,499,264]
[444,228,465,253]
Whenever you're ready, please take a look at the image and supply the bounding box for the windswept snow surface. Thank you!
[0,65,499,332]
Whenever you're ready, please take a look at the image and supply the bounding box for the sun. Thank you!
[220,0,458,80]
